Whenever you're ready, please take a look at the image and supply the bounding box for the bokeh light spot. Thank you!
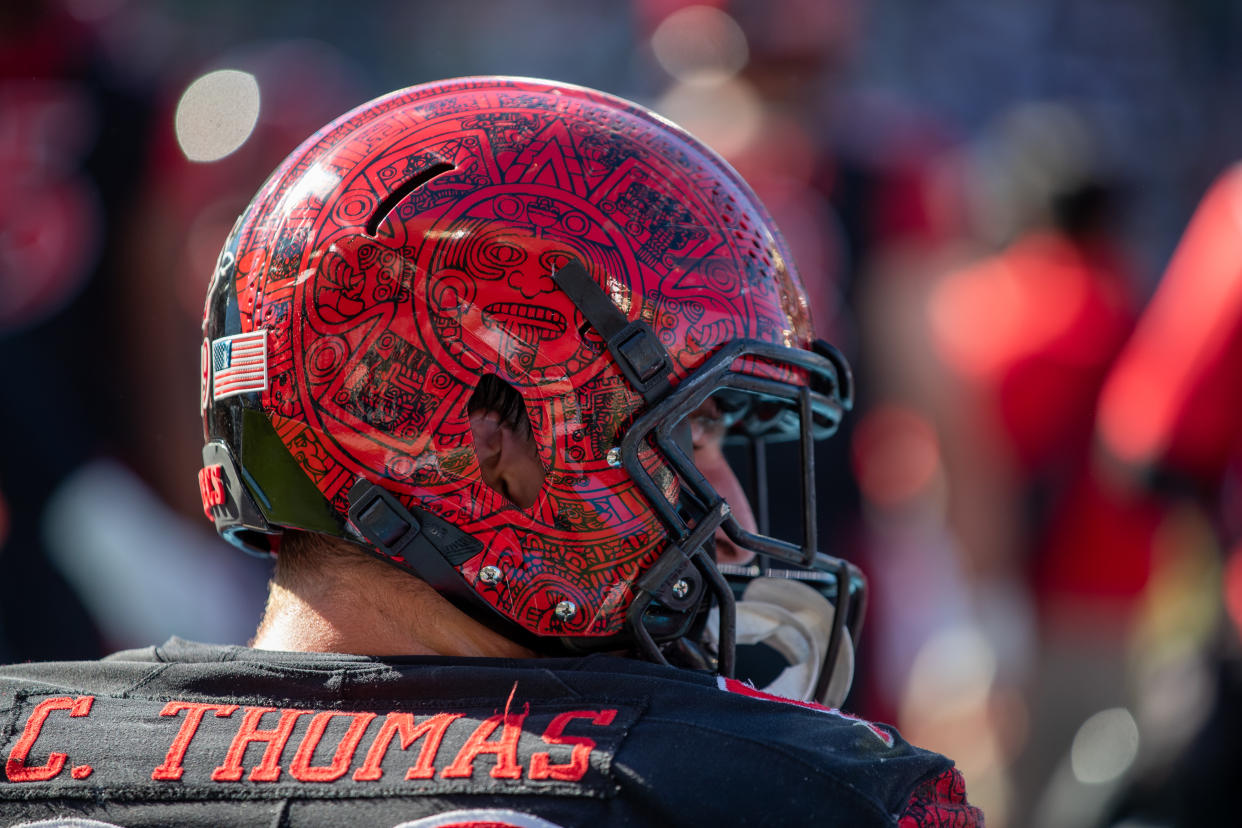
[651,5,748,85]
[1070,707,1139,785]
[175,69,261,162]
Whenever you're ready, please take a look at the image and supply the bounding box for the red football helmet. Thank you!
[200,77,857,677]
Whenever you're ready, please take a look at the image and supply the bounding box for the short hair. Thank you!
[467,374,532,437]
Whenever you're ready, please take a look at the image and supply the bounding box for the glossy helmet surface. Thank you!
[200,76,855,669]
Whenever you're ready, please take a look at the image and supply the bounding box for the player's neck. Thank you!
[249,567,534,660]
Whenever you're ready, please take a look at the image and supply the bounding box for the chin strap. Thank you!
[344,478,559,653]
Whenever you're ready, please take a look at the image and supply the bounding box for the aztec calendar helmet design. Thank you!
[200,76,859,676]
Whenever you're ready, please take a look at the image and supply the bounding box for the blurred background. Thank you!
[4,0,1242,825]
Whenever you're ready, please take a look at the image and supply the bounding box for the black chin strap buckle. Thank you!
[347,479,422,560]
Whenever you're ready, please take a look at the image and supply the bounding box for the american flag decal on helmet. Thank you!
[211,329,268,401]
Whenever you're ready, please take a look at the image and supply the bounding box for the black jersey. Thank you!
[0,639,980,827]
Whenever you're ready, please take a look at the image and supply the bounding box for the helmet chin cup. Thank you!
[705,576,858,707]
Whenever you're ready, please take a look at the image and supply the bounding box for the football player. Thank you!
[0,77,981,827]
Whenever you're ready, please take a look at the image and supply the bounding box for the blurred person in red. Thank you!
[831,103,1149,826]
[1092,162,1242,827]
[929,105,1144,609]
[921,104,1163,827]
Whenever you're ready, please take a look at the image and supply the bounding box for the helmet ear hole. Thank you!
[466,375,545,509]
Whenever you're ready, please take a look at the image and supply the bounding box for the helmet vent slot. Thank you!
[366,162,455,236]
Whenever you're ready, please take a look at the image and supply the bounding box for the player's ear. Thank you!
[468,409,545,509]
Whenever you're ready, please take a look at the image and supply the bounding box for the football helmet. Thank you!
[199,76,858,680]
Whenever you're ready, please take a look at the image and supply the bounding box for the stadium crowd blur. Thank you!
[4,0,1242,825]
